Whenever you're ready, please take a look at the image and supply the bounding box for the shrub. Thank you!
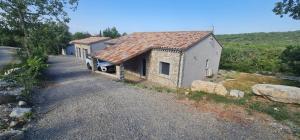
[220,47,283,73]
[249,102,289,121]
[281,45,300,75]
[1,55,48,99]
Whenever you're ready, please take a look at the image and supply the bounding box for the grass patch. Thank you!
[222,73,300,93]
[249,102,289,121]
[124,80,175,93]
[0,122,6,130]
[187,91,250,106]
[24,112,33,120]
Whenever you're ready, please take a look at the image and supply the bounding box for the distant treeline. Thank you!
[0,25,124,55]
[216,31,300,75]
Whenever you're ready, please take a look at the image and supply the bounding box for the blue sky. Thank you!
[67,0,300,35]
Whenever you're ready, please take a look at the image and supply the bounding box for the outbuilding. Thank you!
[70,37,111,60]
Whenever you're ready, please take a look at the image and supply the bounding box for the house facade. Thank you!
[92,31,222,88]
[70,37,110,60]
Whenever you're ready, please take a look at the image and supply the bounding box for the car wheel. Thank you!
[87,63,92,70]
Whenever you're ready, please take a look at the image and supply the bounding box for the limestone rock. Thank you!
[18,101,27,107]
[229,90,245,98]
[9,121,18,127]
[9,108,32,118]
[191,80,228,96]
[252,84,300,104]
[4,68,20,76]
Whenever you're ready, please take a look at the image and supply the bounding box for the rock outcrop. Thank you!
[191,80,228,96]
[252,84,300,104]
[229,90,245,98]
[9,108,32,118]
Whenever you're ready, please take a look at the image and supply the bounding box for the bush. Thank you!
[220,47,283,73]
[281,46,300,75]
[1,55,48,99]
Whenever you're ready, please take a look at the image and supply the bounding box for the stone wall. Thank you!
[123,52,150,78]
[147,49,182,88]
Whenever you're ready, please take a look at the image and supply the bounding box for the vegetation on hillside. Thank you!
[216,31,300,75]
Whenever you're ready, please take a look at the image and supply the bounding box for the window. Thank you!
[160,62,170,75]
[205,59,209,68]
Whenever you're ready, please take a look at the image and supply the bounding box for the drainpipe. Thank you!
[177,51,184,88]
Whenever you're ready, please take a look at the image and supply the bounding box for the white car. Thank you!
[86,56,115,73]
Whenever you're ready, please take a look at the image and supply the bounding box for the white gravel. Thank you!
[24,56,289,140]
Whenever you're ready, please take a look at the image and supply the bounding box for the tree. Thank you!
[273,0,300,20]
[0,26,22,47]
[281,46,300,75]
[72,32,91,40]
[103,27,121,39]
[99,30,102,37]
[122,32,128,36]
[0,0,79,56]
[28,22,72,55]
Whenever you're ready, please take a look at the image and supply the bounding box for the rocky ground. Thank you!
[0,47,32,140]
[23,56,294,140]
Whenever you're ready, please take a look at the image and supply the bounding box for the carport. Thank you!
[90,57,125,80]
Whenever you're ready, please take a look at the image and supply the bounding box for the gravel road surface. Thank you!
[24,55,289,140]
[0,46,17,69]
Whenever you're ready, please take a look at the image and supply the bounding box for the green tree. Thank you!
[99,30,102,37]
[0,26,22,47]
[273,0,300,20]
[0,0,78,56]
[103,27,121,39]
[72,32,91,40]
[28,22,72,55]
[281,46,300,75]
[122,32,128,36]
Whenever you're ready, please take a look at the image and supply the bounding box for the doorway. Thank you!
[141,58,146,77]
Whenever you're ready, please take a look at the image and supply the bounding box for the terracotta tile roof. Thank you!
[94,31,212,64]
[70,37,111,45]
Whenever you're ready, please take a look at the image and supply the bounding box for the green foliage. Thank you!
[249,102,289,121]
[273,0,300,20]
[25,56,48,78]
[281,45,300,75]
[0,27,22,47]
[2,55,48,99]
[220,47,283,73]
[0,121,6,130]
[217,31,300,48]
[0,0,78,56]
[103,27,121,39]
[187,91,249,105]
[24,112,33,120]
[188,91,205,101]
[72,32,91,40]
[217,31,300,74]
[27,22,72,55]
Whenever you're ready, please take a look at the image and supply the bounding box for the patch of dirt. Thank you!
[177,97,275,126]
[222,73,282,92]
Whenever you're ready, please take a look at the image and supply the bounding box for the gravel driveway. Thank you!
[0,46,16,69]
[25,55,289,140]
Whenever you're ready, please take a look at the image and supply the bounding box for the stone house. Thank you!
[70,37,111,60]
[92,31,222,88]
